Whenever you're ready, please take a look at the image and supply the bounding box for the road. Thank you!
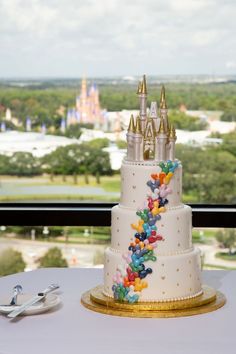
[197,242,236,268]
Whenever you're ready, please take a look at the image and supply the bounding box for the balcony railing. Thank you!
[0,203,235,227]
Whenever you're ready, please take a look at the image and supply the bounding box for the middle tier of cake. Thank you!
[111,204,192,256]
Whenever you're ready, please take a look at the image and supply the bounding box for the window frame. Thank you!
[0,203,235,227]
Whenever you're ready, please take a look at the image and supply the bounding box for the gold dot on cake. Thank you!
[132,186,136,189]
[117,242,120,246]
[162,263,164,267]
[161,276,165,280]
[133,200,136,203]
[161,224,164,227]
[190,288,192,291]
[132,173,135,176]
[177,243,181,247]
[177,230,180,233]
[176,268,179,272]
[189,274,192,278]
[162,291,165,295]
[117,229,119,232]
[177,217,180,220]
[117,217,119,220]
[189,260,192,264]
[106,272,109,276]
[177,283,179,286]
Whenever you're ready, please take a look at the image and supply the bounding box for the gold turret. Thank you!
[169,124,176,139]
[160,85,167,109]
[128,114,135,133]
[141,75,147,94]
[158,116,166,134]
[136,81,142,94]
[135,116,142,134]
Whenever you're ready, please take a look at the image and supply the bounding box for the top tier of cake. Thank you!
[120,159,182,209]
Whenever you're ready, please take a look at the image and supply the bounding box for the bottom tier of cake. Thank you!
[104,247,202,302]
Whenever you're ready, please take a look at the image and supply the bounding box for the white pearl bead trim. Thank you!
[123,158,182,168]
[118,203,185,211]
[109,246,194,257]
[166,204,185,211]
[102,288,203,303]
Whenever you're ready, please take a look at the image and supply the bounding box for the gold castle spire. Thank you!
[160,85,167,109]
[135,116,142,134]
[169,124,176,139]
[128,114,135,133]
[158,116,166,134]
[136,81,142,94]
[141,75,147,94]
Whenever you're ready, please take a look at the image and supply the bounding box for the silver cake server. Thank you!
[7,283,59,318]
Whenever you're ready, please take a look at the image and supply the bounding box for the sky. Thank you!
[0,0,235,78]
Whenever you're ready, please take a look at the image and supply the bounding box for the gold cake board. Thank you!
[81,285,226,318]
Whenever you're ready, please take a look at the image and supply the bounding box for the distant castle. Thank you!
[67,79,106,128]
[126,75,177,162]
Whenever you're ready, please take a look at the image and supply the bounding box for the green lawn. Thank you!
[192,229,217,244]
[0,194,118,202]
[0,174,121,201]
[215,252,236,261]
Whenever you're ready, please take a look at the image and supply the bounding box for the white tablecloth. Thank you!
[0,268,234,354]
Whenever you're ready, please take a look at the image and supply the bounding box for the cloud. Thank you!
[226,61,236,69]
[0,0,235,76]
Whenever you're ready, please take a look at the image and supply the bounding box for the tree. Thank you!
[88,138,109,149]
[41,144,82,175]
[216,229,236,255]
[0,248,26,276]
[176,144,236,203]
[168,110,208,131]
[65,125,82,139]
[39,247,68,268]
[198,149,236,203]
[116,140,127,149]
[42,142,112,177]
[0,154,11,174]
[8,152,42,176]
[86,148,113,176]
[221,110,236,122]
[221,131,236,157]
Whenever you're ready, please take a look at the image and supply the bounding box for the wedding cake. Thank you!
[103,76,202,303]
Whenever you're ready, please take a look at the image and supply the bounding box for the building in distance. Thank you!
[66,78,108,130]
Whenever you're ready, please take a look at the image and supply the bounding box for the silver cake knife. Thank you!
[7,284,59,318]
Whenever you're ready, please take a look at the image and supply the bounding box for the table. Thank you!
[0,269,234,354]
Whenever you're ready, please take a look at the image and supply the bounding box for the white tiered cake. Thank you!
[103,76,202,303]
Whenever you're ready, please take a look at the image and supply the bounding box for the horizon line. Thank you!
[0,73,236,80]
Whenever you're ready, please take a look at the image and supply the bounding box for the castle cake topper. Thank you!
[126,75,177,162]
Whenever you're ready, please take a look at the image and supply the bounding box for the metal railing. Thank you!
[0,203,235,227]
